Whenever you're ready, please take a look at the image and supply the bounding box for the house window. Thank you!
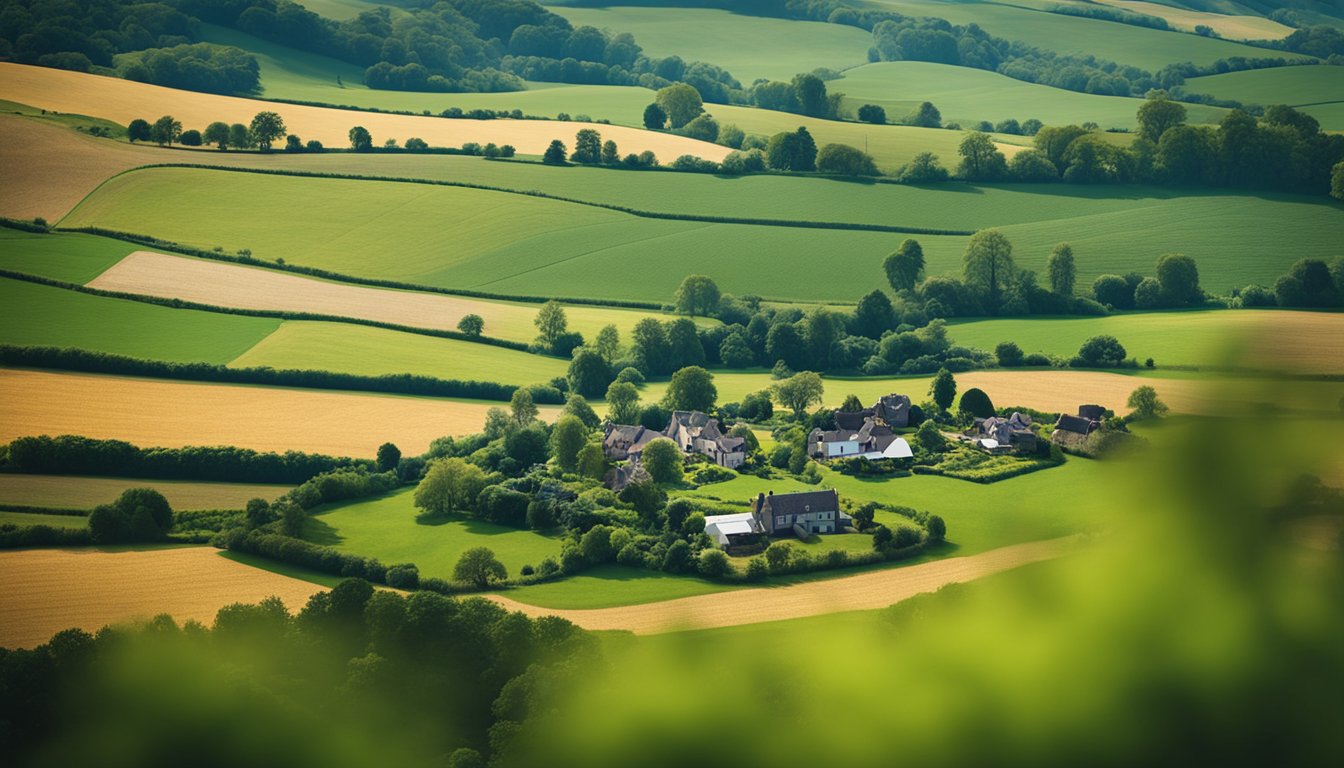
[775,516,786,527]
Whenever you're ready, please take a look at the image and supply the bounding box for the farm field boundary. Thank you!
[487,537,1072,633]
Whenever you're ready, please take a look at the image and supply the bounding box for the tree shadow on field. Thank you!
[303,516,343,546]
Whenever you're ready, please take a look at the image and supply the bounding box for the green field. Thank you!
[497,564,738,609]
[866,0,1315,70]
[229,321,571,386]
[0,510,88,528]
[0,276,280,363]
[61,166,1344,303]
[1302,101,1344,130]
[1184,65,1344,128]
[304,487,565,577]
[947,310,1344,371]
[835,61,1229,129]
[547,5,874,83]
[0,227,134,283]
[0,474,292,511]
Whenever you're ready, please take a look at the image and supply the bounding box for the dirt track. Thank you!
[0,63,730,161]
[487,537,1071,633]
[0,547,325,648]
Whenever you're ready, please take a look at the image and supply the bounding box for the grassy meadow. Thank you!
[228,321,571,385]
[0,474,291,511]
[305,488,564,577]
[1185,65,1344,127]
[865,0,1314,70]
[0,511,88,528]
[547,5,874,83]
[835,61,1229,129]
[0,226,134,282]
[1086,0,1293,40]
[60,166,1344,303]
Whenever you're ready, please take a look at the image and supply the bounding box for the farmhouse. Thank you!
[664,410,747,469]
[1051,405,1104,448]
[809,418,913,461]
[751,489,850,538]
[602,423,660,461]
[704,511,765,548]
[972,412,1038,454]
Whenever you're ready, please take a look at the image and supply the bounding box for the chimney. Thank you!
[768,490,773,496]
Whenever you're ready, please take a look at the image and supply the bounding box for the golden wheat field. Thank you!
[1091,0,1293,40]
[0,546,326,648]
[86,250,696,344]
[0,368,558,458]
[487,538,1069,633]
[0,63,731,161]
[0,113,160,220]
[0,474,292,511]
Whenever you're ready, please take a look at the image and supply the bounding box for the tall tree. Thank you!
[605,381,640,424]
[542,139,567,164]
[962,230,1017,314]
[203,121,230,149]
[549,415,588,472]
[674,275,721,316]
[510,388,538,425]
[1047,243,1076,296]
[1137,91,1187,144]
[641,438,684,484]
[852,290,896,339]
[150,115,181,146]
[376,442,401,473]
[249,111,286,152]
[127,118,151,143]
[956,131,1007,180]
[1155,253,1201,307]
[773,371,824,418]
[662,366,717,412]
[414,458,486,514]
[666,318,705,369]
[642,102,667,130]
[534,300,568,350]
[348,126,372,151]
[791,73,828,117]
[453,547,506,588]
[655,83,704,129]
[884,239,925,292]
[594,324,620,363]
[567,348,613,398]
[631,318,671,374]
[572,129,602,163]
[930,368,957,412]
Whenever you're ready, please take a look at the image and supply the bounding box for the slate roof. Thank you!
[754,489,840,517]
[834,409,876,431]
[1055,414,1096,435]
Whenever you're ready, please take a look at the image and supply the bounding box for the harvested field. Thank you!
[487,537,1070,633]
[0,546,325,648]
[86,250,698,344]
[0,63,730,162]
[0,474,291,511]
[0,369,558,458]
[1090,0,1293,40]
[0,113,153,220]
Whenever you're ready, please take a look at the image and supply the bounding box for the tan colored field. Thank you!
[0,368,558,458]
[1090,1,1293,40]
[86,250,696,344]
[489,537,1069,633]
[0,63,730,162]
[0,474,291,511]
[0,113,156,220]
[0,546,325,648]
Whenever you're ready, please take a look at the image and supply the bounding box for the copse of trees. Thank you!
[1089,253,1204,310]
[117,42,261,94]
[750,72,842,119]
[88,487,174,544]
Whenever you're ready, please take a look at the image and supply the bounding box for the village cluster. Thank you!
[599,395,1109,551]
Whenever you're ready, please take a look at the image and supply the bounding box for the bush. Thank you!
[698,548,732,578]
[385,564,420,589]
[958,387,995,419]
[88,488,173,543]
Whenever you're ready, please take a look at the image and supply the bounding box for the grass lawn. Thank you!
[228,321,572,386]
[547,6,874,83]
[61,166,1344,303]
[495,564,738,609]
[0,474,292,511]
[0,227,136,283]
[865,0,1314,70]
[0,275,280,363]
[835,61,1229,130]
[0,510,87,528]
[304,488,565,579]
[946,310,1344,374]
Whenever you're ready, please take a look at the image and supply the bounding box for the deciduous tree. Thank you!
[249,111,286,151]
[414,458,486,515]
[1047,243,1076,296]
[641,437,684,484]
[962,229,1017,313]
[930,368,957,412]
[453,546,507,588]
[674,275,721,316]
[774,371,824,418]
[549,415,588,472]
[663,366,716,413]
[1127,385,1168,420]
[884,239,925,292]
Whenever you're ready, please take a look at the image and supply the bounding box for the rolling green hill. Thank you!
[1184,65,1344,129]
[57,166,1344,302]
[546,6,875,83]
[865,0,1314,70]
[835,61,1230,129]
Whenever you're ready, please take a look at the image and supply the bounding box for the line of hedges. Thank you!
[4,434,370,484]
[0,345,563,404]
[0,524,93,548]
[0,267,535,352]
[0,502,89,516]
[133,163,978,236]
[55,221,666,310]
[912,456,1062,483]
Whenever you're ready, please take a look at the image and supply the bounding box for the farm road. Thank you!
[486,537,1072,634]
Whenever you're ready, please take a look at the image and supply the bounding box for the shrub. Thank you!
[698,548,732,578]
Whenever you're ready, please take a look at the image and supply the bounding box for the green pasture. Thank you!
[547,6,874,83]
[835,61,1229,129]
[0,473,291,511]
[62,166,1344,303]
[946,310,1344,371]
[0,227,134,283]
[865,0,1315,70]
[1185,65,1344,127]
[1301,102,1344,130]
[0,276,279,363]
[228,321,571,386]
[497,564,737,609]
[304,487,564,578]
[0,510,88,528]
